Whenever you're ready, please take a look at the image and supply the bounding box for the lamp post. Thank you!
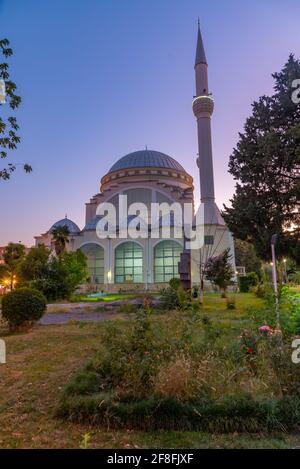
[283,259,287,284]
[271,234,279,328]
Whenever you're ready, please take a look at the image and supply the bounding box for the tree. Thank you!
[234,239,262,275]
[2,242,25,289]
[0,264,9,283]
[29,250,87,301]
[191,224,233,304]
[19,245,50,281]
[51,226,70,255]
[223,55,300,263]
[205,249,234,296]
[0,39,31,180]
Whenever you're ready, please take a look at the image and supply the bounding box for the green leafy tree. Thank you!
[3,242,25,289]
[0,263,9,283]
[223,55,300,262]
[31,250,87,301]
[234,239,262,275]
[205,248,234,296]
[19,245,50,281]
[51,226,70,255]
[0,39,31,180]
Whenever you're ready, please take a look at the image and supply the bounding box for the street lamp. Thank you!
[271,234,279,327]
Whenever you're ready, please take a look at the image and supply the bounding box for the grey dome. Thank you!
[50,217,81,234]
[109,150,186,173]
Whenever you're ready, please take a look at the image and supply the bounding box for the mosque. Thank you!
[35,26,236,290]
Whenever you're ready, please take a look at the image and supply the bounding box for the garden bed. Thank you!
[56,291,300,433]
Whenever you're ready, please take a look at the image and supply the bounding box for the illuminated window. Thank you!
[154,241,183,283]
[80,243,104,283]
[115,242,143,284]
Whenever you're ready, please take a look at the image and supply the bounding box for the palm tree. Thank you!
[51,226,70,256]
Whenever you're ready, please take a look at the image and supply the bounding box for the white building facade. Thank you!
[35,26,236,291]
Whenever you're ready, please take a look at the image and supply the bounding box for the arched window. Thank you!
[115,242,143,284]
[154,240,183,283]
[80,243,104,283]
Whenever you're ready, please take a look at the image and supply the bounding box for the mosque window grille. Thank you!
[115,242,144,284]
[154,240,183,283]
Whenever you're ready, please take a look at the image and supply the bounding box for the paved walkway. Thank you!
[39,310,120,325]
[0,298,161,326]
[39,297,161,325]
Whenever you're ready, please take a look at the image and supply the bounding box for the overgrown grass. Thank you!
[1,291,300,448]
[57,392,300,433]
[56,291,300,433]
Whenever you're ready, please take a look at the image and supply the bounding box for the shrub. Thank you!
[253,283,267,298]
[226,296,236,309]
[169,277,181,291]
[238,272,259,293]
[160,278,191,311]
[160,287,179,310]
[1,287,46,329]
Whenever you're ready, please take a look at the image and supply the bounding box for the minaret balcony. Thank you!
[192,95,214,117]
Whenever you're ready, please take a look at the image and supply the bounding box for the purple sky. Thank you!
[0,0,299,246]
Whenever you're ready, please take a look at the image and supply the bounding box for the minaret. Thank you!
[190,22,236,287]
[193,23,223,225]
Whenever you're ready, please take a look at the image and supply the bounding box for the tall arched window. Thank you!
[115,242,143,284]
[154,240,183,283]
[80,243,104,283]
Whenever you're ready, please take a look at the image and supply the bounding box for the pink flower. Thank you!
[259,325,271,332]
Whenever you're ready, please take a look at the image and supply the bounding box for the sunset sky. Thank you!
[1,0,299,246]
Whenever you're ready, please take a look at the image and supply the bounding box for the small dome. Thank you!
[50,217,81,235]
[83,216,101,231]
[109,150,186,173]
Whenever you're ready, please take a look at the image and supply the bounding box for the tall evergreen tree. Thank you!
[223,55,300,262]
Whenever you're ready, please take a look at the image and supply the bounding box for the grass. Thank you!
[56,290,300,434]
[0,292,299,448]
[70,293,139,303]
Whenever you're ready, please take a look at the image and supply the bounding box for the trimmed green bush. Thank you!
[1,287,47,328]
[238,272,259,293]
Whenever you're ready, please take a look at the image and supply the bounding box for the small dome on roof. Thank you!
[109,150,186,173]
[83,216,101,231]
[50,217,81,235]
